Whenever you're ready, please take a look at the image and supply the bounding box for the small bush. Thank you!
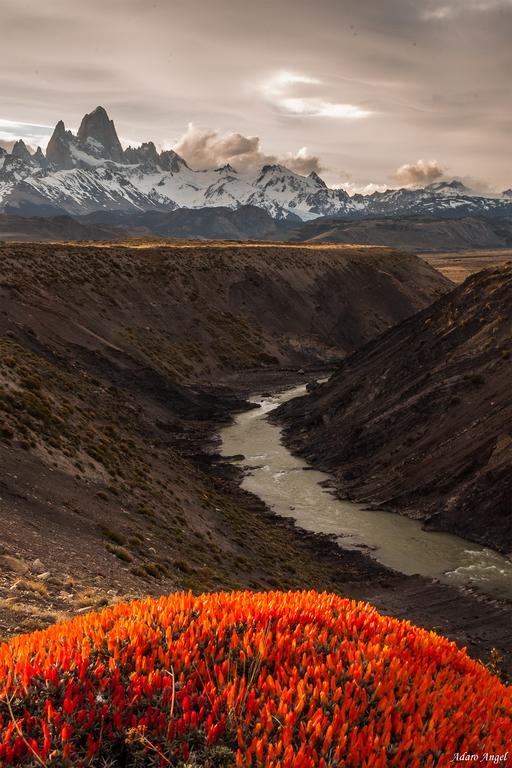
[0,591,510,766]
[12,578,48,597]
[105,543,132,562]
[99,526,126,545]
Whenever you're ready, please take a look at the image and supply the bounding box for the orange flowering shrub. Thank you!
[0,590,510,767]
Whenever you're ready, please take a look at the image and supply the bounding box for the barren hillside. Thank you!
[276,266,512,552]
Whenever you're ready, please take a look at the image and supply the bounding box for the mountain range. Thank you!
[1,106,511,221]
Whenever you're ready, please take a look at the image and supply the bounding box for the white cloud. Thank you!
[335,181,389,195]
[279,98,371,119]
[0,118,52,149]
[422,6,454,19]
[394,159,445,187]
[173,124,272,172]
[423,0,512,19]
[284,147,324,175]
[261,71,372,120]
[173,124,324,174]
[262,72,321,96]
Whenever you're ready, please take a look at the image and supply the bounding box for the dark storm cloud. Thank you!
[1,0,510,189]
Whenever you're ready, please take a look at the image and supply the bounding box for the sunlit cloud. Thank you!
[279,98,371,118]
[334,181,389,195]
[394,159,445,187]
[283,146,324,175]
[261,71,372,120]
[263,72,322,96]
[173,123,275,171]
[172,123,324,174]
[422,0,512,19]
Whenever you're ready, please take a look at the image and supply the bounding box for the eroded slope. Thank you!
[276,266,512,552]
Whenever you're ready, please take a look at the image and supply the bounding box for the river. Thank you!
[220,384,512,602]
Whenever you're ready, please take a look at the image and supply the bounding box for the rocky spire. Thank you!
[45,120,76,170]
[124,141,159,166]
[11,139,32,162]
[33,146,48,169]
[308,171,327,188]
[77,106,124,162]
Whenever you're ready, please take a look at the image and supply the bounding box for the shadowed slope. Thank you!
[276,266,512,552]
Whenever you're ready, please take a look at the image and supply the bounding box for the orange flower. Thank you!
[0,590,510,766]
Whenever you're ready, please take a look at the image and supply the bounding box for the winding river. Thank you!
[221,384,512,602]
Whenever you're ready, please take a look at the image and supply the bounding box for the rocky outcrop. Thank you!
[33,146,48,169]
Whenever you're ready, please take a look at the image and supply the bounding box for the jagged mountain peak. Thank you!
[426,179,474,197]
[125,141,160,166]
[159,149,189,173]
[11,139,32,162]
[45,120,77,170]
[260,163,291,175]
[53,119,67,136]
[215,163,238,174]
[255,164,302,189]
[33,146,48,169]
[88,105,109,119]
[77,106,124,162]
[308,171,327,188]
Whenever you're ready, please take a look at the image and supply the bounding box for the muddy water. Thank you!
[221,384,512,601]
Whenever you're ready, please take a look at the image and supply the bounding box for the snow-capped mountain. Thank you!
[1,106,511,221]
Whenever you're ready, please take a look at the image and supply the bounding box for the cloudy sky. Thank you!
[1,0,511,191]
